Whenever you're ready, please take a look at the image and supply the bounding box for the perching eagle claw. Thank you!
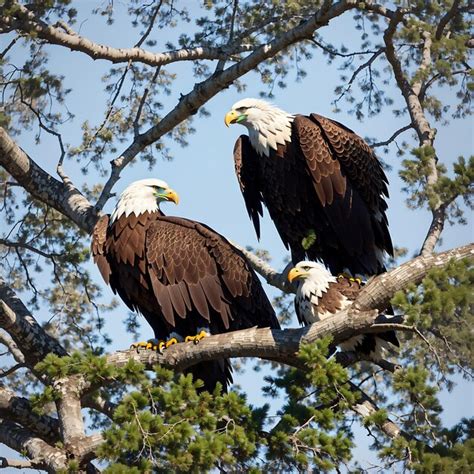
[185,329,210,345]
[131,337,179,354]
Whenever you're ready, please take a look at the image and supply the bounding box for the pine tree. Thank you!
[0,1,472,472]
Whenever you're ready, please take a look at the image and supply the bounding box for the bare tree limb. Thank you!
[0,457,43,470]
[333,47,386,104]
[97,243,472,375]
[0,386,60,444]
[0,238,62,259]
[230,242,294,293]
[370,124,413,148]
[355,243,473,311]
[0,127,97,233]
[435,0,461,40]
[383,14,434,145]
[0,329,25,364]
[0,2,252,68]
[0,276,67,366]
[53,375,88,450]
[383,14,450,256]
[0,420,68,473]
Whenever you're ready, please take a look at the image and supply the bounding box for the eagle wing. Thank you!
[91,214,111,285]
[233,135,264,239]
[309,114,389,216]
[308,114,393,256]
[293,115,393,269]
[145,215,278,330]
[293,115,347,207]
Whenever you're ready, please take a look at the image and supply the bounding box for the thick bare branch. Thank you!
[382,14,450,256]
[0,387,60,444]
[101,243,472,374]
[53,375,88,450]
[420,205,448,256]
[0,420,68,473]
[435,0,461,40]
[1,2,251,68]
[0,127,96,233]
[355,243,473,311]
[0,276,67,366]
[0,457,42,470]
[383,14,434,146]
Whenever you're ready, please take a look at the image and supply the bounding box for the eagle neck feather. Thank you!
[248,111,294,157]
[110,196,161,223]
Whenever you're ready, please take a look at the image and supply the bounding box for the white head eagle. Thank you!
[225,98,294,157]
[288,261,399,361]
[224,97,393,277]
[110,178,179,223]
[91,178,279,392]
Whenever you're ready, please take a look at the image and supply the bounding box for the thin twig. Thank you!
[371,124,412,148]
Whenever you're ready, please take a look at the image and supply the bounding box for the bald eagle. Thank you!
[225,98,393,275]
[288,261,399,360]
[91,179,280,392]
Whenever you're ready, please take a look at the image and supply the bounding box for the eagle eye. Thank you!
[236,107,248,113]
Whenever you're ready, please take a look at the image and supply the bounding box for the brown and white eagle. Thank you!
[288,261,399,360]
[91,178,280,392]
[225,98,393,275]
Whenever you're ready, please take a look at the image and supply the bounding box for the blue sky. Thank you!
[2,1,473,470]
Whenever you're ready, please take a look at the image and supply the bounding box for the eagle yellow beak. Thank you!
[164,189,180,205]
[224,110,239,127]
[288,267,308,283]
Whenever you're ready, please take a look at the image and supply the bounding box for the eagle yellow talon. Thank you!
[350,277,362,285]
[131,340,167,353]
[165,338,178,348]
[185,330,209,344]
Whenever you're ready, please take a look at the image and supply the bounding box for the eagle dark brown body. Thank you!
[92,208,279,392]
[232,108,393,275]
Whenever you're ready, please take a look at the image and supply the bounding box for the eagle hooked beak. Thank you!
[160,188,180,205]
[224,110,246,127]
[287,267,308,283]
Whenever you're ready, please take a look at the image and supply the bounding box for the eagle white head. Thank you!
[110,178,179,223]
[225,98,294,157]
[288,261,336,303]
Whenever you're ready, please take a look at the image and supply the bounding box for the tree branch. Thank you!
[0,387,60,444]
[230,242,294,293]
[0,457,43,470]
[97,243,472,376]
[370,124,413,148]
[53,375,88,450]
[0,127,97,233]
[382,14,451,256]
[0,238,62,259]
[435,0,461,40]
[1,2,251,68]
[383,13,434,145]
[0,329,25,364]
[0,420,68,473]
[0,276,67,366]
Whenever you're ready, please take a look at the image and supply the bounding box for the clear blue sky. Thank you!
[2,1,473,470]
